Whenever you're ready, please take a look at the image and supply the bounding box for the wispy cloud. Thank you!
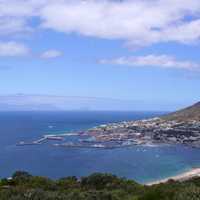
[0,41,30,57]
[1,0,200,47]
[100,55,200,71]
[0,18,31,36]
[40,49,63,59]
[0,0,44,35]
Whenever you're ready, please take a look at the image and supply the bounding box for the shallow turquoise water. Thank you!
[1,111,200,184]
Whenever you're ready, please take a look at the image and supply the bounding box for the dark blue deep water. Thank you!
[1,111,200,184]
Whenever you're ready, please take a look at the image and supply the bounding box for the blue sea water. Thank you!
[1,111,200,184]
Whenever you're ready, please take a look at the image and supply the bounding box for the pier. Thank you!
[16,134,64,146]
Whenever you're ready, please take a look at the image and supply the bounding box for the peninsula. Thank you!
[17,101,200,149]
[15,102,200,186]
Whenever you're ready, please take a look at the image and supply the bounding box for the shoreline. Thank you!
[146,167,200,186]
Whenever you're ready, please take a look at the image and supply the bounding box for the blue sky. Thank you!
[1,0,200,111]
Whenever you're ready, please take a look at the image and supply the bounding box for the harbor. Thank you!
[16,135,64,146]
[16,129,144,149]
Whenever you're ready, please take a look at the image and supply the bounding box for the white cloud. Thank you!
[39,0,200,47]
[0,0,40,35]
[161,19,200,44]
[40,49,63,59]
[0,41,30,57]
[1,0,200,47]
[0,18,31,35]
[100,55,200,71]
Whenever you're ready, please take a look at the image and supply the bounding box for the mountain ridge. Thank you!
[163,101,200,121]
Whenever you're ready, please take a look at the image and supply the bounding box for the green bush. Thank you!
[1,171,200,200]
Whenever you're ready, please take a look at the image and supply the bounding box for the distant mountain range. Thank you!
[0,94,192,111]
[163,101,200,121]
[0,94,157,111]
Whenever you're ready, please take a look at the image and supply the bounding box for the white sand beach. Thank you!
[146,168,200,186]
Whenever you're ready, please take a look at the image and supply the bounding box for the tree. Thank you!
[12,171,32,183]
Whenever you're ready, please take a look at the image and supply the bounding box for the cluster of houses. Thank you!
[84,118,200,148]
[17,117,200,149]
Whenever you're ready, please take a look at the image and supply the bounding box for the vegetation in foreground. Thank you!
[1,171,200,200]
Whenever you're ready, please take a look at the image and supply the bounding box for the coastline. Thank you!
[146,167,200,186]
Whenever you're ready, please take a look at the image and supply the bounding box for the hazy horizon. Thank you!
[0,94,194,112]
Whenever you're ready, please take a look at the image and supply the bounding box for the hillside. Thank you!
[163,102,200,121]
[1,171,200,200]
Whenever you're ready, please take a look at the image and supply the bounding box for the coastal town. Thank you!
[84,118,200,148]
[17,117,200,149]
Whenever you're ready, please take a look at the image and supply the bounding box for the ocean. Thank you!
[1,111,200,184]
